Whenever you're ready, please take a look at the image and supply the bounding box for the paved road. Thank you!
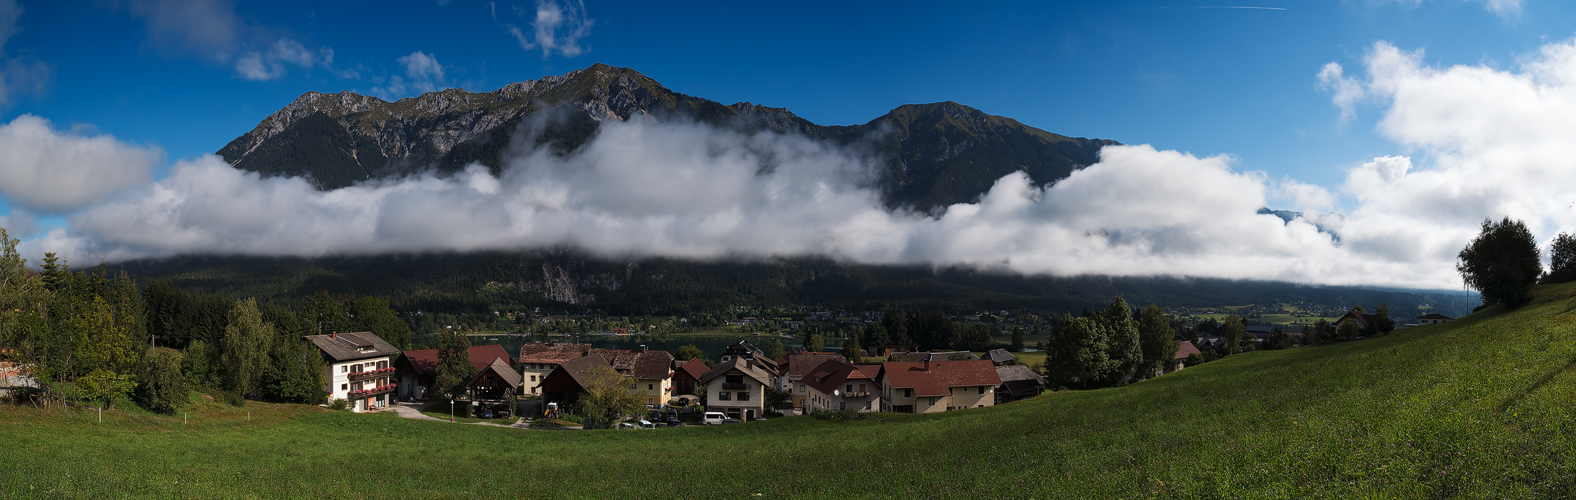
[381,401,532,428]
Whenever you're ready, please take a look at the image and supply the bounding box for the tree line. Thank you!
[0,229,410,414]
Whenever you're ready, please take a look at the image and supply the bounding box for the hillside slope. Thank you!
[216,63,1117,211]
[4,284,1572,496]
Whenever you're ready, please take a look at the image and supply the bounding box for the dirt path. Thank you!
[380,402,533,428]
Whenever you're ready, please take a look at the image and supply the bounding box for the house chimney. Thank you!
[923,359,930,372]
[331,331,337,339]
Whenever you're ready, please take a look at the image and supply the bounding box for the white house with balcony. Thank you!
[306,331,401,412]
[697,357,773,421]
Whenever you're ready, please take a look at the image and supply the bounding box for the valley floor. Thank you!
[4,284,1576,498]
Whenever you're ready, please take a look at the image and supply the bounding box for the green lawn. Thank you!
[4,283,1576,497]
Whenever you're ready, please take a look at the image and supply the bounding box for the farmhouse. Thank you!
[671,357,709,400]
[395,344,515,400]
[1417,313,1454,325]
[777,352,846,408]
[698,356,774,421]
[1171,341,1203,373]
[799,359,881,413]
[537,353,614,407]
[982,349,1017,366]
[305,331,400,412]
[878,359,1001,414]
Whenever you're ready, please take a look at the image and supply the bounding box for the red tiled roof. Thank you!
[675,358,709,380]
[803,359,878,396]
[1175,341,1202,360]
[784,353,845,379]
[401,344,515,376]
[881,360,1001,397]
[518,344,593,364]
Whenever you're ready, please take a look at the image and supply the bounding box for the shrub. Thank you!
[329,398,347,411]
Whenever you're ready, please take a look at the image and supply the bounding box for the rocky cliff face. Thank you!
[217,63,1117,212]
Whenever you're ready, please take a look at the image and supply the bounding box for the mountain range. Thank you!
[217,63,1117,212]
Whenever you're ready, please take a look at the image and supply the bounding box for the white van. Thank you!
[702,412,726,425]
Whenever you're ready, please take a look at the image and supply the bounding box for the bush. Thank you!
[329,398,348,411]
[135,350,188,414]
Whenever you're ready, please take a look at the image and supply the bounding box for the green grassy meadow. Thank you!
[4,284,1576,497]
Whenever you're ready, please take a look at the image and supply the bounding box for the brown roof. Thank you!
[983,349,1016,364]
[518,343,594,364]
[400,345,515,376]
[470,357,523,388]
[891,351,980,362]
[995,365,1046,384]
[629,350,675,380]
[803,359,878,395]
[549,352,615,390]
[1175,341,1202,360]
[854,364,883,379]
[784,353,846,380]
[674,358,709,381]
[881,360,1001,397]
[697,357,774,386]
[305,332,400,362]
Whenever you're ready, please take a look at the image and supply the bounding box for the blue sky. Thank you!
[1,0,1573,289]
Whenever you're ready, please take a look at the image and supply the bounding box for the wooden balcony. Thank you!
[348,368,394,382]
[347,384,396,399]
[721,382,747,390]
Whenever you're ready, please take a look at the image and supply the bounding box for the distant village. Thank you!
[309,302,1455,427]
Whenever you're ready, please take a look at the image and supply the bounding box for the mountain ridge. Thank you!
[217,63,1119,211]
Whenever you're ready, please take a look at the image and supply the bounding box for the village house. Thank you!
[518,343,674,400]
[776,352,846,409]
[465,358,522,417]
[537,353,613,408]
[1333,308,1379,338]
[671,358,709,401]
[1171,341,1203,373]
[697,356,774,421]
[1417,313,1455,325]
[800,359,882,413]
[306,331,400,412]
[890,351,981,362]
[395,344,515,400]
[627,347,676,408]
[994,364,1047,404]
[518,343,597,395]
[878,359,1001,414]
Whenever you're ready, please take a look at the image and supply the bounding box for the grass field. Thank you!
[4,284,1576,497]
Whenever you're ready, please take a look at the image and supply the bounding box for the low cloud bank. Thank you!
[21,36,1576,290]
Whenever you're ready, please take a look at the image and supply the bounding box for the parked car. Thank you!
[617,422,635,429]
[478,407,495,419]
[667,419,685,428]
[647,410,663,422]
[638,419,655,429]
[752,416,768,422]
[721,418,742,425]
[702,412,726,425]
[665,409,679,420]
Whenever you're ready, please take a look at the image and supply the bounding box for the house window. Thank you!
[839,401,845,410]
[718,391,732,401]
[904,388,913,398]
[340,384,347,390]
[859,384,866,393]
[865,401,871,410]
[928,397,937,406]
[979,386,985,395]
[846,384,853,393]
[737,391,750,401]
[648,384,654,390]
[630,383,638,389]
[341,366,348,373]
[530,376,537,382]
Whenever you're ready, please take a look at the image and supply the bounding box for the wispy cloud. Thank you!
[371,51,449,98]
[0,115,159,213]
[506,0,594,59]
[120,0,349,82]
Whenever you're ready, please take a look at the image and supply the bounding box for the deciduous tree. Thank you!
[1137,304,1178,378]
[221,298,274,398]
[1457,217,1542,309]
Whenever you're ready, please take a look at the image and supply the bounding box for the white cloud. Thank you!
[234,38,330,81]
[0,209,35,239]
[508,0,594,59]
[0,115,159,213]
[20,115,1457,289]
[1317,62,1365,124]
[373,51,448,98]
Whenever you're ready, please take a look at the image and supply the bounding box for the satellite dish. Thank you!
[833,389,841,396]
